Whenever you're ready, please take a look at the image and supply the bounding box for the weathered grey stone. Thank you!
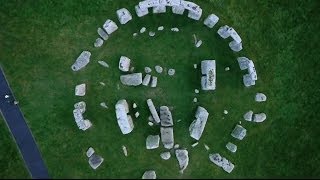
[88,154,104,170]
[98,60,109,68]
[175,149,189,173]
[149,31,155,37]
[204,144,210,151]
[130,67,135,72]
[171,27,179,32]
[193,97,198,103]
[226,142,237,153]
[75,84,86,96]
[160,106,174,127]
[99,82,106,86]
[100,102,108,109]
[201,60,216,90]
[160,152,171,160]
[71,51,91,71]
[147,99,161,124]
[230,28,242,43]
[174,144,180,149]
[217,25,233,39]
[120,73,143,86]
[74,101,86,113]
[119,56,131,72]
[229,40,243,52]
[204,14,219,28]
[194,89,199,94]
[189,106,209,140]
[140,27,147,33]
[73,109,91,131]
[148,121,154,126]
[243,74,256,87]
[244,111,253,121]
[97,28,109,41]
[135,112,140,118]
[158,26,164,31]
[195,40,202,48]
[146,135,160,149]
[160,127,174,149]
[142,74,152,86]
[94,38,104,48]
[191,142,199,147]
[209,153,234,173]
[153,5,166,13]
[145,67,152,73]
[135,5,149,17]
[255,93,267,102]
[122,145,128,157]
[142,170,156,179]
[151,76,158,88]
[225,67,230,71]
[231,125,247,140]
[116,8,132,25]
[133,103,137,109]
[168,69,175,76]
[194,64,197,69]
[237,57,250,70]
[115,99,134,134]
[155,65,163,73]
[103,19,118,35]
[172,5,185,15]
[253,113,267,123]
[86,147,95,158]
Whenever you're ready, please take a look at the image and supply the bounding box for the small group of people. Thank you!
[4,94,19,105]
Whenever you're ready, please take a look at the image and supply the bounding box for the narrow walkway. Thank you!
[0,67,50,179]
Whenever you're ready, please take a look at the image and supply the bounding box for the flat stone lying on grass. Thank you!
[253,113,267,122]
[168,69,175,76]
[99,82,106,86]
[158,26,164,31]
[201,60,216,91]
[255,93,267,102]
[98,60,109,68]
[149,31,156,37]
[94,38,104,48]
[115,99,134,134]
[142,170,156,179]
[191,142,199,147]
[122,145,128,157]
[195,40,202,48]
[204,144,210,151]
[209,153,234,173]
[243,110,253,121]
[148,122,154,126]
[174,144,180,149]
[226,142,237,153]
[160,127,174,149]
[231,124,247,140]
[145,67,152,73]
[97,28,109,40]
[133,103,137,109]
[147,99,161,124]
[229,40,243,52]
[133,33,138,37]
[146,135,160,149]
[103,19,118,35]
[171,27,180,32]
[116,8,132,25]
[189,106,209,140]
[74,101,86,113]
[204,14,219,28]
[140,27,147,33]
[86,147,95,158]
[160,152,171,160]
[88,154,104,170]
[224,110,228,115]
[225,67,230,71]
[135,112,140,118]
[193,98,197,103]
[75,83,86,96]
[155,65,163,73]
[71,51,91,71]
[151,76,158,87]
[175,149,189,174]
[160,106,174,127]
[120,73,143,86]
[119,56,131,72]
[100,102,108,109]
[142,74,152,86]
[194,64,197,69]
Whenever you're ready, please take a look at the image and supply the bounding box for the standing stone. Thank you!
[231,125,247,140]
[217,25,233,39]
[243,110,253,121]
[103,19,118,35]
[253,113,267,123]
[193,98,198,103]
[160,152,171,160]
[133,103,137,109]
[122,145,128,157]
[189,106,209,140]
[147,99,161,124]
[255,93,267,102]
[204,14,219,28]
[94,38,104,48]
[224,110,228,115]
[148,122,154,126]
[171,27,180,32]
[225,67,230,71]
[119,56,131,72]
[229,40,243,52]
[201,60,216,91]
[158,26,164,31]
[160,106,174,127]
[175,149,189,174]
[99,82,106,86]
[74,101,86,113]
[75,84,86,96]
[86,147,95,158]
[115,99,134,134]
[71,51,91,71]
[160,127,174,149]
[195,40,202,48]
[243,74,256,87]
[133,33,138,37]
[120,73,143,86]
[88,154,104,170]
[135,112,140,118]
[142,170,156,179]
[209,153,235,173]
[149,31,156,37]
[194,64,197,69]
[145,67,152,73]
[116,8,132,25]
[168,69,175,76]
[172,5,185,15]
[174,144,180,149]
[237,57,250,70]
[135,5,149,17]
[155,65,163,73]
[98,60,109,68]
[226,142,237,153]
[151,76,158,88]
[195,89,199,94]
[97,28,109,41]
[146,135,160,149]
[140,27,146,33]
[204,144,210,151]
[142,74,152,86]
[100,102,108,109]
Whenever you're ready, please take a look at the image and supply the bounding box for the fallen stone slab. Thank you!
[75,83,86,96]
[161,127,174,149]
[94,38,104,48]
[98,60,109,68]
[97,28,109,40]
[71,51,91,71]
[119,56,131,72]
[88,154,104,170]
[158,26,164,31]
[231,124,247,140]
[255,93,267,102]
[100,102,108,109]
[135,112,140,118]
[86,147,95,158]
[142,170,156,179]
[171,27,179,32]
[147,99,161,124]
[116,8,132,25]
[201,60,216,90]
[155,65,163,73]
[142,74,152,86]
[160,151,171,160]
[153,5,166,13]
[145,67,152,73]
[189,106,209,140]
[175,149,189,174]
[209,153,234,173]
[226,142,237,153]
[140,27,147,33]
[217,25,233,39]
[120,73,143,86]
[160,106,174,127]
[151,76,158,88]
[115,99,134,134]
[146,135,160,149]
[229,40,243,52]
[122,145,128,157]
[191,142,199,147]
[195,40,202,48]
[253,113,267,123]
[243,110,253,121]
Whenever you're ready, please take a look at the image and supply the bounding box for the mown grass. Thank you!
[0,0,319,178]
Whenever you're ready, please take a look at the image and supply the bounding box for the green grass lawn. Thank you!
[0,0,319,178]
